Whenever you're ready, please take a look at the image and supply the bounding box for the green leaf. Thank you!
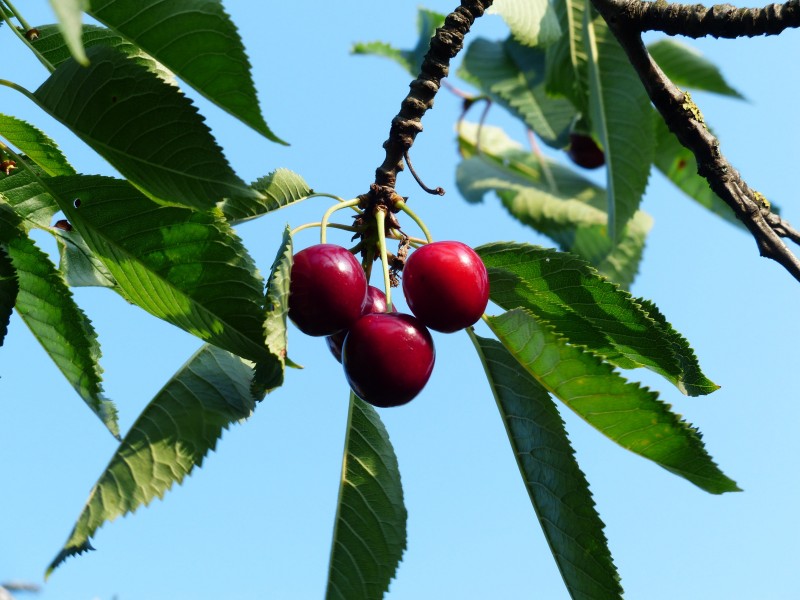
[489,0,562,47]
[34,45,258,211]
[352,8,445,75]
[648,39,745,99]
[652,113,746,229]
[46,344,256,576]
[221,169,313,225]
[52,223,117,288]
[86,0,284,142]
[469,332,622,599]
[251,227,292,398]
[0,165,59,229]
[0,199,118,436]
[47,0,89,66]
[0,248,17,346]
[458,38,575,148]
[0,114,76,176]
[487,309,739,494]
[42,175,271,364]
[545,0,589,110]
[584,6,653,238]
[326,394,407,600]
[477,241,717,396]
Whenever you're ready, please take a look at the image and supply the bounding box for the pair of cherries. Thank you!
[288,241,489,407]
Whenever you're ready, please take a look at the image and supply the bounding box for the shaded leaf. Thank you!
[0,165,59,229]
[251,227,292,398]
[0,113,76,176]
[469,332,622,599]
[87,0,283,142]
[352,8,445,75]
[477,241,717,395]
[545,0,589,110]
[46,344,256,576]
[459,38,575,148]
[222,169,313,225]
[489,0,561,47]
[47,0,89,66]
[0,199,117,436]
[43,175,271,363]
[648,39,744,99]
[34,45,257,210]
[0,248,17,346]
[326,394,406,600]
[52,224,117,288]
[487,309,739,493]
[584,8,653,238]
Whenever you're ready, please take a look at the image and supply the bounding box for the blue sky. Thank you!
[2,1,799,598]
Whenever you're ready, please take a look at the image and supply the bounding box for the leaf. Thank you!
[477,241,717,395]
[42,175,271,364]
[0,248,17,346]
[34,45,258,211]
[584,7,653,239]
[0,165,59,230]
[647,39,745,99]
[47,0,89,66]
[0,113,76,176]
[487,309,739,494]
[46,344,256,576]
[326,394,407,600]
[458,38,575,148]
[251,227,292,398]
[0,199,118,436]
[52,224,117,288]
[545,0,589,110]
[469,332,622,599]
[221,169,313,225]
[352,8,445,75]
[86,0,283,142]
[488,0,562,48]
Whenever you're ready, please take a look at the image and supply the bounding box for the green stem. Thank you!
[289,222,359,238]
[2,0,32,31]
[394,200,433,244]
[320,198,361,244]
[375,208,392,310]
[0,78,39,103]
[0,4,55,73]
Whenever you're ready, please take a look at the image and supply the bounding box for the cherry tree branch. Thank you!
[592,0,800,282]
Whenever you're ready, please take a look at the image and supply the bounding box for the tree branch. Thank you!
[602,0,800,37]
[592,0,800,281]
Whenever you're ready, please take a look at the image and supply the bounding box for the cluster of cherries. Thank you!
[288,241,489,407]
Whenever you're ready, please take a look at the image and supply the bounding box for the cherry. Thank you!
[566,133,605,169]
[342,312,435,407]
[326,285,391,362]
[288,244,367,337]
[402,241,489,333]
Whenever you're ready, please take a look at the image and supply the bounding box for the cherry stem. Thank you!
[375,208,393,310]
[289,222,358,238]
[0,4,54,73]
[320,198,361,244]
[526,129,558,194]
[1,0,31,31]
[394,200,434,244]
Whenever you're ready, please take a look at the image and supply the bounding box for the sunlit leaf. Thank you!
[489,0,561,47]
[87,0,283,142]
[326,394,406,600]
[487,309,739,493]
[477,241,718,395]
[470,332,622,599]
[47,0,89,66]
[352,8,445,75]
[648,39,745,99]
[0,113,75,176]
[0,248,17,346]
[42,175,271,363]
[0,165,59,230]
[34,45,258,210]
[222,169,313,225]
[584,8,653,238]
[459,38,575,148]
[0,199,117,436]
[46,344,256,576]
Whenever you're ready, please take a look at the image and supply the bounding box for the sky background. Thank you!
[2,1,799,599]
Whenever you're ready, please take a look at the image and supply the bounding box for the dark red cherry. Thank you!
[566,133,605,169]
[342,312,435,408]
[288,244,367,336]
[326,285,391,362]
[402,241,489,333]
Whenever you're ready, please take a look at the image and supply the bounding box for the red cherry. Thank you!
[342,312,435,407]
[566,133,605,169]
[402,241,489,333]
[289,244,367,336]
[326,285,391,362]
